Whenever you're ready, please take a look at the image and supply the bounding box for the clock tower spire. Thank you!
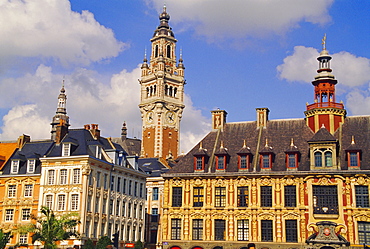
[139,6,185,159]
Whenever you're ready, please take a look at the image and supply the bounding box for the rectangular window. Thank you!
[122,202,125,216]
[358,222,370,244]
[58,195,66,211]
[262,154,270,168]
[193,187,204,207]
[11,160,19,173]
[214,219,226,241]
[261,220,273,242]
[71,194,79,211]
[87,195,92,212]
[95,197,100,213]
[48,170,55,185]
[96,172,101,188]
[313,185,338,214]
[350,152,359,167]
[129,180,132,195]
[111,176,115,191]
[237,219,249,241]
[27,159,35,173]
[215,187,226,207]
[216,156,225,170]
[8,185,16,198]
[140,183,143,198]
[171,219,181,240]
[286,220,298,242]
[19,234,27,244]
[195,157,203,170]
[73,169,80,184]
[88,172,93,186]
[104,174,108,189]
[117,177,121,192]
[153,187,159,200]
[284,185,296,207]
[109,199,114,215]
[62,143,70,156]
[134,182,138,196]
[116,200,120,216]
[45,195,53,209]
[192,219,203,240]
[239,155,248,169]
[356,186,370,208]
[128,203,132,217]
[24,184,33,197]
[288,154,296,168]
[237,186,249,207]
[22,209,31,221]
[172,187,182,207]
[151,208,158,222]
[5,209,14,221]
[123,179,126,194]
[261,186,272,207]
[103,198,107,214]
[60,169,67,184]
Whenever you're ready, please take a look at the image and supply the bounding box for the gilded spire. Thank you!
[322,33,327,51]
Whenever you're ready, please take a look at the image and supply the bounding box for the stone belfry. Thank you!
[139,6,185,159]
[304,35,346,134]
[50,81,70,140]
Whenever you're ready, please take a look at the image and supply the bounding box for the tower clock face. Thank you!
[146,111,154,123]
[166,111,176,124]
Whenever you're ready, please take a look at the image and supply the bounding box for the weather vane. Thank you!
[322,33,327,50]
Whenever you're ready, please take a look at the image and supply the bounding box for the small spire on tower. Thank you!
[322,33,327,51]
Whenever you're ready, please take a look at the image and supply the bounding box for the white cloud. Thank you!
[0,64,210,155]
[277,46,370,87]
[346,88,370,115]
[0,0,125,65]
[147,0,333,41]
[0,104,50,141]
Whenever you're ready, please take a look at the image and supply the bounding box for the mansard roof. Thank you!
[1,140,54,175]
[167,115,370,175]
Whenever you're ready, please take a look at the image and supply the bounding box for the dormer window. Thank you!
[11,160,19,174]
[95,146,102,159]
[313,149,333,168]
[216,155,226,170]
[261,154,272,169]
[345,136,361,169]
[237,140,252,171]
[27,159,35,173]
[62,143,71,156]
[285,139,299,170]
[194,156,204,171]
[259,139,274,170]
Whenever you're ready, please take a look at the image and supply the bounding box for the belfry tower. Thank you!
[139,6,185,159]
[50,81,70,140]
[304,35,346,134]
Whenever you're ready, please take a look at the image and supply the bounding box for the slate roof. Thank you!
[111,137,141,156]
[1,140,54,175]
[167,116,370,174]
[139,158,170,177]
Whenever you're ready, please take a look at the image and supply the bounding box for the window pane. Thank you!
[193,187,204,207]
[237,187,248,207]
[325,151,332,167]
[285,220,297,242]
[288,154,296,168]
[358,222,370,244]
[284,185,296,207]
[60,169,67,184]
[153,187,159,201]
[215,219,226,240]
[8,185,16,198]
[240,155,247,169]
[237,220,249,241]
[24,184,33,197]
[171,219,181,240]
[261,186,272,207]
[172,187,182,207]
[262,155,270,168]
[192,219,203,240]
[314,152,322,167]
[261,220,273,242]
[350,152,359,167]
[356,186,370,208]
[215,187,226,207]
[313,186,338,214]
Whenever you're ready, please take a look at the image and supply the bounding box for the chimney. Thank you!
[256,108,269,128]
[17,134,31,149]
[55,119,68,144]
[211,109,227,130]
[87,124,100,140]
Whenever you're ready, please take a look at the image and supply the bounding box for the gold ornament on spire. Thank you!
[322,33,327,50]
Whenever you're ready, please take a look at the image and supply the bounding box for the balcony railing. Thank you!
[306,102,344,110]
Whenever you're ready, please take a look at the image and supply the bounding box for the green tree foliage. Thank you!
[96,236,112,249]
[84,238,95,249]
[134,240,143,249]
[26,206,79,249]
[0,229,12,249]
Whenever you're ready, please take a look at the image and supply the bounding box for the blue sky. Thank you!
[0,0,369,153]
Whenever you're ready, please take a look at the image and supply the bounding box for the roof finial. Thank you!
[322,33,327,51]
[199,142,203,150]
[265,138,269,147]
[163,3,167,12]
[290,138,295,147]
[243,139,247,148]
[220,140,224,149]
[351,136,355,144]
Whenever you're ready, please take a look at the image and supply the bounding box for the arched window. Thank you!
[153,85,156,95]
[325,151,332,167]
[165,85,168,96]
[146,87,149,97]
[167,45,171,58]
[314,151,322,167]
[174,87,177,97]
[169,86,173,96]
